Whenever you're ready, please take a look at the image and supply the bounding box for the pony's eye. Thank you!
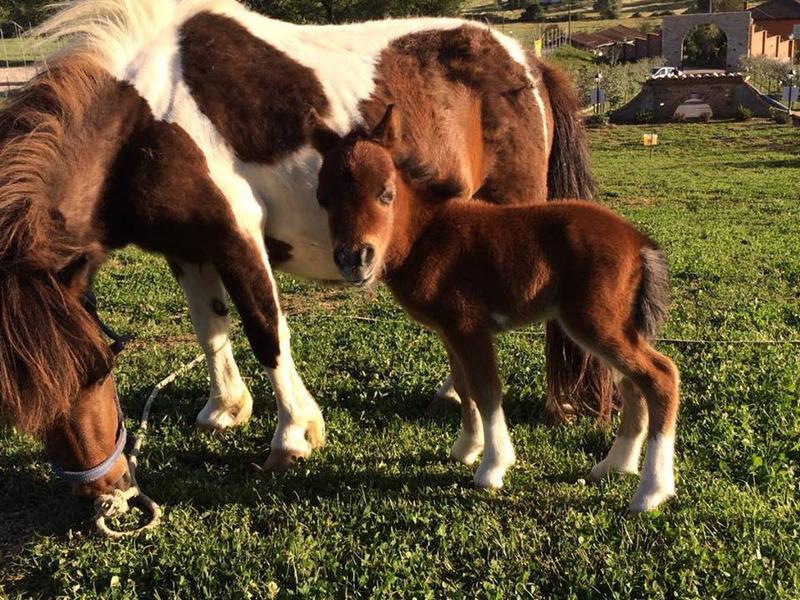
[377,188,395,205]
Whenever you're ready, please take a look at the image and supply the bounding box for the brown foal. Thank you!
[310,106,680,512]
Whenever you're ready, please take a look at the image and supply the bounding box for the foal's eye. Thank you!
[377,188,395,205]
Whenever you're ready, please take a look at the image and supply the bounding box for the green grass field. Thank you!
[1,121,798,598]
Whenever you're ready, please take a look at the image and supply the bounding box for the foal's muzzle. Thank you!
[334,243,376,284]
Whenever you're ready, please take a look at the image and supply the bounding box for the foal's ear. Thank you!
[370,104,401,149]
[306,108,342,155]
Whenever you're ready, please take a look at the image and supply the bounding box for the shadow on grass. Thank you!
[0,450,102,596]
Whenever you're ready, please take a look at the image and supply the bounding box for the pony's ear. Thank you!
[370,104,401,149]
[306,108,342,155]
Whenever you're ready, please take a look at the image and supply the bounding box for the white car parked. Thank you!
[650,66,683,79]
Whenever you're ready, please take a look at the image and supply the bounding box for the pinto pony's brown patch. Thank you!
[0,56,119,435]
[179,12,330,165]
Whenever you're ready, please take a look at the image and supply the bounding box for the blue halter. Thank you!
[50,382,128,486]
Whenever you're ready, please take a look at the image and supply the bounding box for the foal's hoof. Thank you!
[196,388,254,432]
[450,434,483,466]
[260,448,308,472]
[474,464,508,490]
[629,486,675,514]
[586,461,638,485]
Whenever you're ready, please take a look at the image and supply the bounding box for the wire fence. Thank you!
[0,22,64,97]
[299,313,800,348]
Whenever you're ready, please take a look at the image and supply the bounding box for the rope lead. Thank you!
[94,354,205,539]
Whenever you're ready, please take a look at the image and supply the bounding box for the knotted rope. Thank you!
[94,354,205,539]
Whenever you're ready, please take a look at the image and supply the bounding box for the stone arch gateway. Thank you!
[662,12,751,71]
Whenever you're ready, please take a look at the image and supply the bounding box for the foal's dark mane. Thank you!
[0,55,113,435]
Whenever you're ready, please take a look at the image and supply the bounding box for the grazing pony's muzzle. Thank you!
[334,243,376,283]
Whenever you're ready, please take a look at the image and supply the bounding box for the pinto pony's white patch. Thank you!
[489,30,549,151]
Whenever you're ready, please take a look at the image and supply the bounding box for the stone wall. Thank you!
[610,74,779,123]
[662,12,752,70]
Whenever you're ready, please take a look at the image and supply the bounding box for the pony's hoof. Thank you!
[305,413,326,450]
[260,447,309,472]
[196,388,253,431]
[629,485,675,513]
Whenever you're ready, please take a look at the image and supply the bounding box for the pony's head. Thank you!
[309,105,402,285]
[0,57,132,497]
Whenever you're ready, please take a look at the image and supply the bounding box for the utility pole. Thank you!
[567,0,572,43]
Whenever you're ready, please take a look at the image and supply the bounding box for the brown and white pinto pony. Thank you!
[0,0,602,498]
[310,106,680,512]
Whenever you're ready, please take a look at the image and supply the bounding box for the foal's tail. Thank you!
[636,246,670,340]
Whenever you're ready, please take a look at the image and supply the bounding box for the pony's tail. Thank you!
[538,61,613,423]
[0,200,112,436]
[540,62,596,201]
[636,246,670,340]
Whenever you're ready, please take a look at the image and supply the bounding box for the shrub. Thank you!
[521,0,544,21]
[735,104,753,121]
[593,0,622,19]
[585,113,610,127]
[769,108,791,124]
[635,109,653,124]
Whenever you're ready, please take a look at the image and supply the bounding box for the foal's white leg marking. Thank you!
[175,263,252,430]
[474,407,516,489]
[630,433,676,513]
[450,399,484,466]
[588,370,647,481]
[589,431,647,481]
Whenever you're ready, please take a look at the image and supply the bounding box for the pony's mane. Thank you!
[0,55,114,436]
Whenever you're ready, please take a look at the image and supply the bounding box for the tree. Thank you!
[0,0,52,28]
[682,23,726,68]
[592,0,622,19]
[521,0,545,22]
[243,0,463,24]
[695,0,743,13]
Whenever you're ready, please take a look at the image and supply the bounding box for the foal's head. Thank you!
[309,105,402,285]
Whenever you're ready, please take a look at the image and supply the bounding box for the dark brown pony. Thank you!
[310,106,680,512]
[0,57,130,495]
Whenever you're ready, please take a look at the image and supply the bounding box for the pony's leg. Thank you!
[169,260,252,430]
[560,319,679,512]
[587,376,648,482]
[445,331,516,489]
[444,348,483,465]
[212,230,324,470]
[626,347,680,513]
